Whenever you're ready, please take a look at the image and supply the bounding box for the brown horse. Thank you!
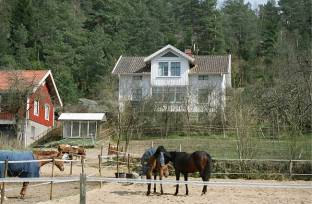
[0,150,65,199]
[165,151,212,196]
[146,155,169,196]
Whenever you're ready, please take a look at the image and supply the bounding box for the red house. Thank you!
[0,70,62,146]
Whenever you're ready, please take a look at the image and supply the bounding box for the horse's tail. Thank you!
[203,153,212,181]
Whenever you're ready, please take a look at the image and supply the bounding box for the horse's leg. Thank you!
[184,173,189,195]
[174,171,180,196]
[159,168,163,195]
[201,161,211,195]
[146,171,152,196]
[20,182,29,199]
[153,174,157,193]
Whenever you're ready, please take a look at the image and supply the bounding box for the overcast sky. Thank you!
[218,0,270,9]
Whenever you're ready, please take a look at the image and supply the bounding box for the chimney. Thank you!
[184,49,192,57]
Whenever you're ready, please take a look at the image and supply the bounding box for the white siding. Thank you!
[150,56,189,86]
[118,74,151,110]
[188,74,225,112]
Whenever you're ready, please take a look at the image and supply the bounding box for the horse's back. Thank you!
[0,151,40,178]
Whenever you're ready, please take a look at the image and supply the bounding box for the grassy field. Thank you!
[124,133,312,160]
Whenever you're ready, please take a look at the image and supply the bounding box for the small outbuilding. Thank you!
[58,113,106,139]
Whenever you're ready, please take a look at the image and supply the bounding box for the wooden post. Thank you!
[81,157,85,174]
[289,160,293,179]
[50,158,55,200]
[116,151,119,178]
[151,141,154,148]
[108,143,111,155]
[70,158,73,176]
[179,144,182,152]
[98,155,102,187]
[80,173,86,204]
[100,145,104,157]
[127,154,130,174]
[1,160,8,204]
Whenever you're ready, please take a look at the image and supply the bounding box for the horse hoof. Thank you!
[174,193,178,196]
[146,192,150,196]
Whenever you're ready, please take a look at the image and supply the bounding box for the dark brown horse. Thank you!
[0,150,65,199]
[165,151,212,196]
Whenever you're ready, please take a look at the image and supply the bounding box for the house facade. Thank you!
[112,45,231,115]
[0,70,62,146]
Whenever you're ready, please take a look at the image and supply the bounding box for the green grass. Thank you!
[40,138,95,148]
[123,133,312,160]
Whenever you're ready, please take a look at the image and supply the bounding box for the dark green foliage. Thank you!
[0,0,310,112]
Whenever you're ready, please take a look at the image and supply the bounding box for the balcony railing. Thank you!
[0,112,15,122]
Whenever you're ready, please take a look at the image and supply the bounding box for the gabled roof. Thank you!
[189,56,229,74]
[58,113,106,121]
[144,44,195,63]
[112,56,150,75]
[0,70,62,106]
[112,55,229,75]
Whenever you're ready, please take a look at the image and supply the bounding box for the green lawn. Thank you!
[123,133,312,160]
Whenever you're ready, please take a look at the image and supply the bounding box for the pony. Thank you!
[165,151,212,196]
[0,150,66,199]
[145,146,171,196]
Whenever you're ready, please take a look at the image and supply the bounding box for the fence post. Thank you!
[151,141,154,148]
[70,156,73,176]
[98,155,102,187]
[289,160,293,179]
[80,173,86,204]
[81,157,85,174]
[179,144,182,152]
[127,154,130,174]
[1,160,8,204]
[50,158,55,200]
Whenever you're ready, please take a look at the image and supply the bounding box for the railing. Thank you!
[0,112,15,121]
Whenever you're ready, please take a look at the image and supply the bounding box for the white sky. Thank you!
[218,0,269,8]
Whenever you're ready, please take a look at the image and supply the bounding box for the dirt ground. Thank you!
[37,178,311,204]
[2,148,312,204]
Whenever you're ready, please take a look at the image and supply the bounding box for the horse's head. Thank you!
[162,165,170,178]
[54,152,68,171]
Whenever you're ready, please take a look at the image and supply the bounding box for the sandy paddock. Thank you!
[2,148,312,204]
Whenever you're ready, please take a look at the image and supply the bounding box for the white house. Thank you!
[112,45,231,114]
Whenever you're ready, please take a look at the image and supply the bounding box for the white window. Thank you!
[34,100,39,116]
[158,62,169,76]
[152,86,186,103]
[133,75,142,80]
[198,75,209,80]
[170,62,181,76]
[198,89,210,103]
[44,104,50,120]
[132,88,142,101]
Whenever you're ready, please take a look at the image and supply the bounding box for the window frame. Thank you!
[198,89,210,104]
[170,62,181,76]
[34,100,39,116]
[158,62,169,76]
[198,75,209,80]
[133,75,143,80]
[44,104,50,120]
[131,88,143,101]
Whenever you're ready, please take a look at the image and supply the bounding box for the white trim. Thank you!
[144,45,195,63]
[47,70,63,107]
[32,70,63,107]
[112,55,122,74]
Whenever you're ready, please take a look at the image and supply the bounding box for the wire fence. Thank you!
[0,151,311,203]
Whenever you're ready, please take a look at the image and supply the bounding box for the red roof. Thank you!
[0,70,48,91]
